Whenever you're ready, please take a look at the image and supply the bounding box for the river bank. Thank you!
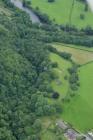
[87,0,93,12]
[10,0,41,23]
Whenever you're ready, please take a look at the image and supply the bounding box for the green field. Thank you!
[62,62,93,132]
[53,44,93,64]
[50,53,71,99]
[31,0,93,28]
[50,44,93,132]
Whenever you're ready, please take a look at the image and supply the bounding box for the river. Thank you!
[87,0,93,12]
[10,0,41,24]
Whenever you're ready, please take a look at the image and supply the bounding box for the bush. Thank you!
[33,8,52,24]
[80,14,85,20]
[52,92,60,99]
[48,0,55,2]
[64,75,68,80]
[51,62,58,68]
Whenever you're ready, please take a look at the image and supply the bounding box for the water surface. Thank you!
[87,0,93,11]
[10,0,40,23]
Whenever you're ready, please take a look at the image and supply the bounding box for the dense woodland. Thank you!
[1,0,93,139]
[0,1,59,139]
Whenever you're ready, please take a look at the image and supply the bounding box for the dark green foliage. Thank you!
[77,0,86,3]
[52,92,60,99]
[22,0,31,7]
[80,13,85,20]
[84,3,88,12]
[51,62,58,68]
[35,11,51,24]
[48,0,55,2]
[68,65,79,91]
[47,45,72,60]
[2,0,14,7]
[0,1,57,139]
[82,26,93,35]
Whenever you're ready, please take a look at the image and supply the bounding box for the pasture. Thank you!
[31,0,93,28]
[62,62,93,132]
[50,53,71,99]
[50,45,93,132]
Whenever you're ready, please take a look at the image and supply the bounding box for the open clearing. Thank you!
[50,49,93,132]
[31,0,93,28]
[53,44,93,64]
[62,62,93,132]
[50,53,71,99]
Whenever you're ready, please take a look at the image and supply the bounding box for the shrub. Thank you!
[52,92,60,99]
[80,14,85,20]
[48,0,55,2]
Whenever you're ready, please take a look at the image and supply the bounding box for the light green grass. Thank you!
[53,44,93,64]
[42,131,57,140]
[31,0,93,28]
[62,62,93,132]
[42,131,66,140]
[50,51,93,132]
[50,53,71,99]
[41,118,55,140]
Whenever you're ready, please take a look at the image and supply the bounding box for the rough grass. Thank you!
[31,0,93,28]
[41,117,66,140]
[42,131,57,140]
[53,44,93,64]
[50,53,71,99]
[62,62,93,132]
[56,43,93,52]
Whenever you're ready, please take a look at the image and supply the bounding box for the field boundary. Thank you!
[52,42,93,66]
[80,60,93,67]
[53,42,93,53]
[69,0,75,25]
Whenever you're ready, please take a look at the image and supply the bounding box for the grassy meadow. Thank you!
[50,43,93,132]
[31,0,93,28]
[50,53,71,99]
[62,62,93,132]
